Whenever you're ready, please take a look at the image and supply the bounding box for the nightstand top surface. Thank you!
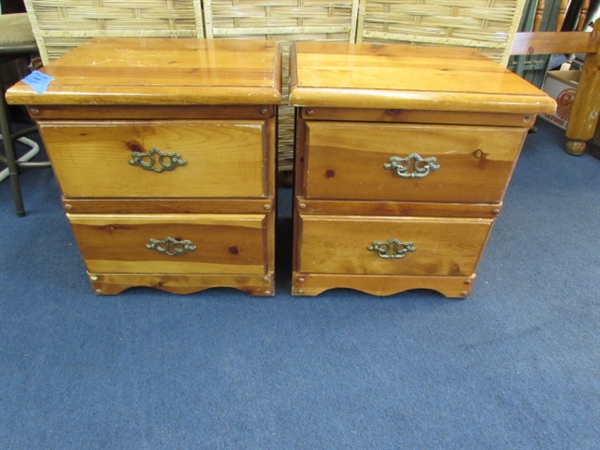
[7,38,282,106]
[289,41,556,114]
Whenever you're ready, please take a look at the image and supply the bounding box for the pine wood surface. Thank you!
[297,215,492,277]
[289,41,556,114]
[69,213,270,275]
[291,273,476,298]
[62,198,275,215]
[26,105,276,120]
[301,122,527,204]
[297,108,537,127]
[6,38,282,106]
[38,119,270,199]
[88,273,275,296]
[295,199,501,219]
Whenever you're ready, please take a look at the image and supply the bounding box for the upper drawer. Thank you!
[39,120,269,198]
[302,122,527,203]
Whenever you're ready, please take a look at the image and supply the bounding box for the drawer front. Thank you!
[303,122,526,203]
[68,214,270,275]
[298,215,492,276]
[39,120,268,198]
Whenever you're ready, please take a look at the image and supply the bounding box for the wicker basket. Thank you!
[23,0,204,64]
[357,0,526,66]
[204,0,360,171]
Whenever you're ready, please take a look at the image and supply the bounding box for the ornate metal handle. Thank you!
[367,238,416,259]
[128,148,187,173]
[383,153,440,178]
[146,236,196,256]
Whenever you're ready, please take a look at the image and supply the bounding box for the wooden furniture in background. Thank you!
[511,19,600,155]
[7,38,281,295]
[289,42,555,298]
[530,0,595,33]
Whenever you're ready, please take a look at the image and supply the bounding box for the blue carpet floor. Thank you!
[1,119,599,449]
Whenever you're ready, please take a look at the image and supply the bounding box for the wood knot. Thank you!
[127,141,145,153]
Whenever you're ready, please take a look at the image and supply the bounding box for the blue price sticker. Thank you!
[22,70,54,94]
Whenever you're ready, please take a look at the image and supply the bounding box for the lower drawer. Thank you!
[297,215,493,277]
[68,213,270,275]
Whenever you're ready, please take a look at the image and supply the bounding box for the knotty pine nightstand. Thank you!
[289,42,556,298]
[7,38,281,296]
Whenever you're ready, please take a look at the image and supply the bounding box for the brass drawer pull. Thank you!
[129,148,187,173]
[383,153,440,178]
[146,236,196,256]
[367,238,416,259]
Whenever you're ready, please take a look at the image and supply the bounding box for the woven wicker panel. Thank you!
[204,0,360,171]
[23,0,204,64]
[357,0,526,66]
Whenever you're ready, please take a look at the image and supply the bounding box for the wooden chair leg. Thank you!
[566,140,588,155]
[564,20,600,155]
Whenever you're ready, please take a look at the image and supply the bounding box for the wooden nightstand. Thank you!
[7,38,281,296]
[289,42,556,298]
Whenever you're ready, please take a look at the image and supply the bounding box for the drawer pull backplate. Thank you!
[146,236,197,256]
[383,153,440,178]
[368,238,416,259]
[129,148,187,173]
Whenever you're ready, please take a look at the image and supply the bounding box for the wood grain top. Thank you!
[7,38,282,105]
[289,42,556,114]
